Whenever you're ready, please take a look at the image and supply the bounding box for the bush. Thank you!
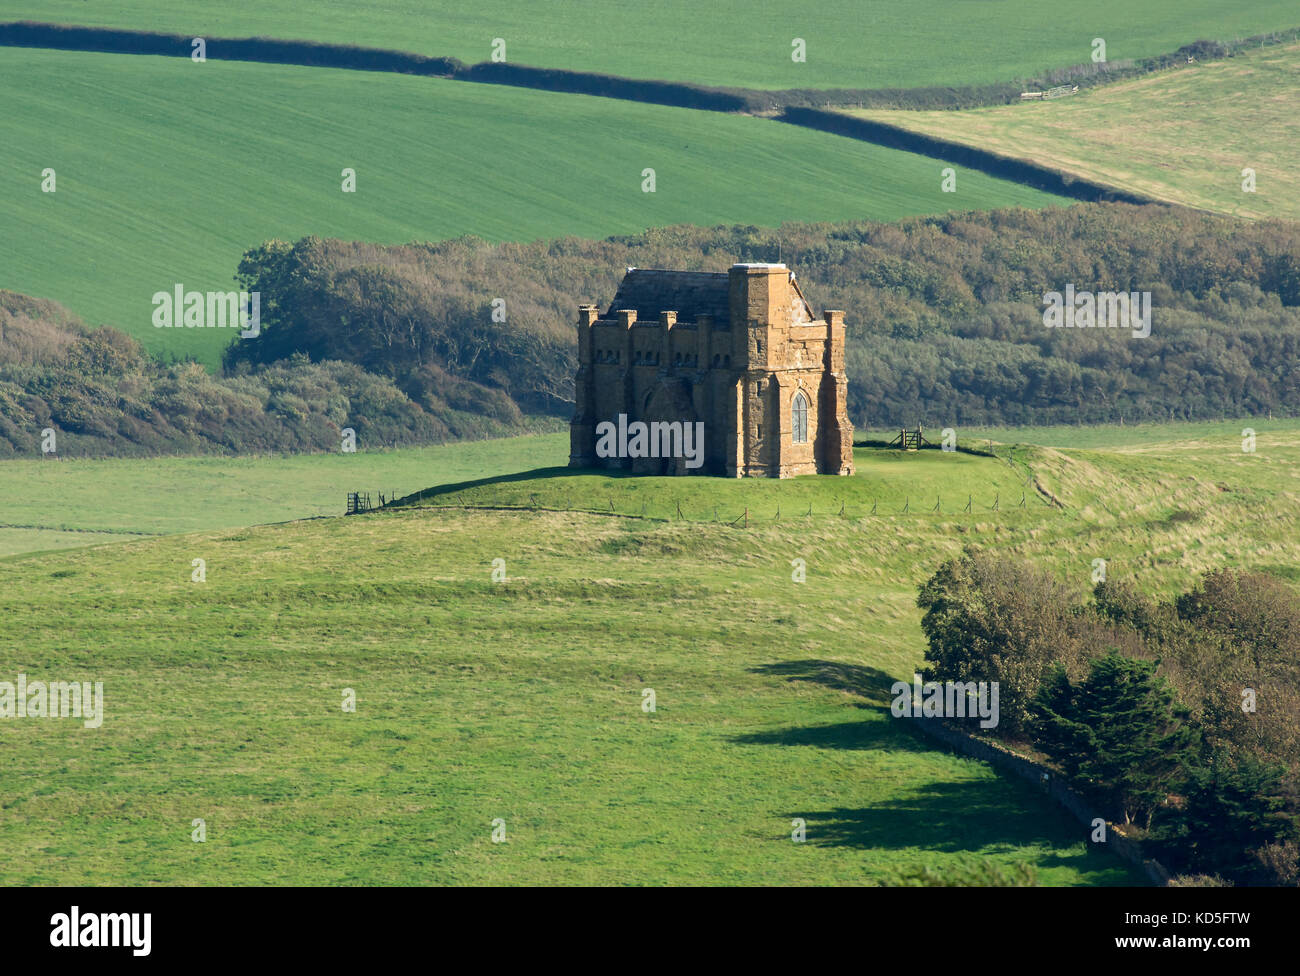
[916,548,1142,733]
[1031,653,1197,827]
[0,294,540,457]
[1154,756,1300,884]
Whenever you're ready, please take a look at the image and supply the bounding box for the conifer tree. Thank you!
[1031,652,1197,826]
[1159,756,1300,880]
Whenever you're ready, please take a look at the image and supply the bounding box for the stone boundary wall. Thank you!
[907,716,1172,885]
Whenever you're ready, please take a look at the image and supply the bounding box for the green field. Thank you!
[5,0,1299,884]
[5,418,1295,559]
[0,49,1067,365]
[1,421,1297,883]
[956,417,1300,450]
[848,41,1300,221]
[0,435,562,558]
[401,443,1072,523]
[4,418,1295,559]
[3,0,1297,90]
[0,503,1140,885]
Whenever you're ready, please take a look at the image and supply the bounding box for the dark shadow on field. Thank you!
[394,466,585,505]
[796,788,1142,881]
[748,664,1147,882]
[792,793,1142,883]
[750,659,898,708]
[853,438,997,458]
[735,660,934,752]
[796,781,1058,853]
[732,717,933,753]
[737,717,1142,878]
[785,784,1133,883]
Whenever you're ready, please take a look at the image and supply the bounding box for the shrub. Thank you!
[1031,653,1197,827]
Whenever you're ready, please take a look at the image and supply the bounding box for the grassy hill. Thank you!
[3,0,1298,90]
[0,49,1067,365]
[397,444,1051,521]
[396,425,1300,595]
[7,418,1297,558]
[5,418,1297,558]
[845,41,1300,220]
[0,501,1138,885]
[2,421,1297,884]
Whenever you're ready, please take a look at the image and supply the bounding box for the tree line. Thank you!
[232,203,1300,432]
[0,291,535,458]
[4,202,1299,456]
[918,550,1300,885]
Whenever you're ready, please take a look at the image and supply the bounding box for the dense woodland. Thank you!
[230,203,1300,431]
[0,292,530,457]
[2,203,1299,456]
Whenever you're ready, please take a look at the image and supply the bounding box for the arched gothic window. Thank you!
[792,391,809,444]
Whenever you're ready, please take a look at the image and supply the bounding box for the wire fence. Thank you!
[351,442,1062,523]
[377,488,1057,526]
